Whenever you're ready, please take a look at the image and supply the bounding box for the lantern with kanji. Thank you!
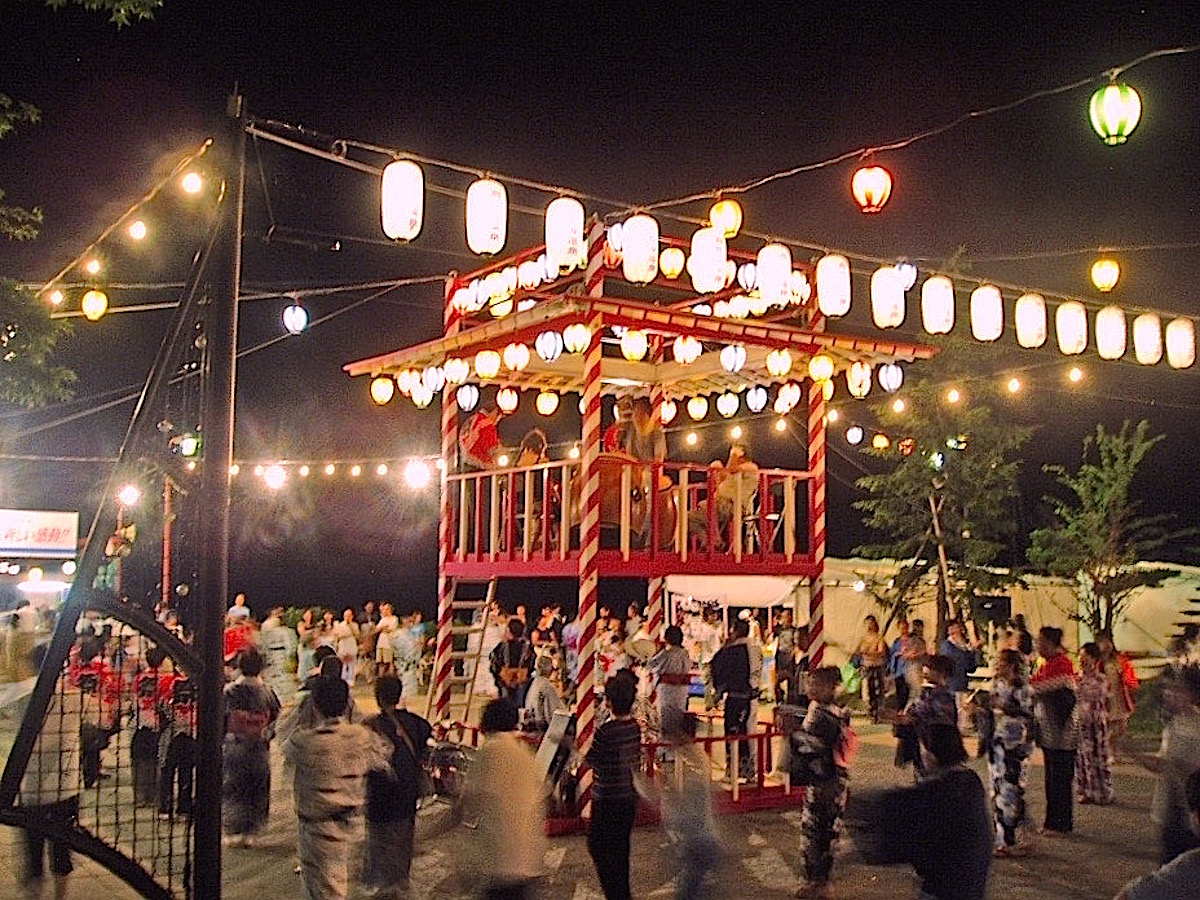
[621,214,659,284]
[1056,302,1088,355]
[920,276,955,335]
[465,177,507,255]
[970,285,1003,342]
[1015,293,1047,348]
[381,160,423,241]
[1095,306,1127,360]
[545,197,585,272]
[871,266,905,328]
[816,254,851,317]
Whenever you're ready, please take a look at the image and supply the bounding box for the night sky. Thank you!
[0,2,1197,617]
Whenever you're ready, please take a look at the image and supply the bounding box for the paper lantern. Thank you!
[687,396,709,420]
[421,366,446,393]
[712,299,731,318]
[1095,306,1127,360]
[846,425,864,446]
[474,350,501,379]
[780,382,802,409]
[443,357,470,385]
[1091,258,1120,293]
[765,348,793,378]
[369,376,395,405]
[465,177,507,255]
[896,262,918,291]
[410,384,434,409]
[970,285,1003,342]
[746,386,768,413]
[517,260,543,290]
[381,160,423,241]
[872,433,891,450]
[709,199,743,238]
[847,361,872,399]
[816,254,851,317]
[687,226,727,294]
[450,284,478,314]
[620,329,649,361]
[920,276,955,335]
[1132,313,1162,365]
[660,399,678,424]
[672,335,702,365]
[788,270,811,306]
[1056,302,1088,355]
[851,165,892,213]
[720,344,746,373]
[535,330,564,362]
[756,243,792,306]
[81,289,108,321]
[716,392,739,418]
[545,197,585,272]
[282,301,308,335]
[395,368,420,395]
[737,263,757,292]
[1166,318,1196,369]
[871,266,905,328]
[878,363,903,393]
[535,391,560,416]
[1089,82,1141,146]
[728,294,750,319]
[808,353,834,383]
[1014,293,1047,348]
[773,394,792,415]
[660,247,685,279]
[563,323,591,353]
[496,388,519,413]
[748,294,771,317]
[619,214,660,284]
[822,380,834,401]
[502,342,530,372]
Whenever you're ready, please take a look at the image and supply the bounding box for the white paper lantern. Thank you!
[563,323,591,354]
[765,348,793,378]
[871,266,906,328]
[502,342,530,371]
[1015,293,1048,348]
[687,226,727,294]
[443,358,470,385]
[756,243,792,306]
[410,384,434,408]
[672,335,702,365]
[816,254,851,317]
[737,263,757,291]
[1166,317,1196,369]
[727,294,750,318]
[395,368,421,395]
[773,394,792,415]
[746,386,768,413]
[1095,306,1127,360]
[789,270,811,306]
[970,285,1003,342]
[545,197,585,272]
[1056,301,1088,355]
[517,260,542,290]
[474,350,501,379]
[846,425,864,446]
[456,383,480,411]
[660,399,678,424]
[465,178,507,255]
[451,284,478,314]
[381,160,423,241]
[687,396,709,420]
[1132,313,1162,365]
[535,391,560,416]
[920,276,955,335]
[660,247,685,279]
[720,344,747,373]
[535,330,563,362]
[621,214,659,284]
[620,329,649,361]
[716,392,739,418]
[780,381,803,408]
[808,354,835,383]
[370,376,395,405]
[847,361,872,398]
[496,388,519,414]
[878,363,903,393]
[421,366,446,393]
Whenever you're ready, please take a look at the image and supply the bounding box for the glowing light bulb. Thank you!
[946,388,961,404]
[350,464,362,477]
[299,465,310,477]
[127,220,148,241]
[48,289,64,306]
[404,459,431,488]
[325,463,336,475]
[181,172,203,194]
[774,418,787,433]
[1006,377,1021,394]
[84,258,102,276]
[263,465,287,490]
[730,425,743,440]
[685,431,699,446]
[892,398,906,414]
[1068,366,1084,383]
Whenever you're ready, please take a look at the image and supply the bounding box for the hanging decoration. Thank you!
[410,383,434,408]
[756,243,792,307]
[1166,318,1196,369]
[502,342,531,371]
[709,199,743,238]
[660,247,685,279]
[737,262,757,292]
[727,294,751,318]
[687,396,709,420]
[871,266,905,328]
[846,425,864,446]
[851,164,893,213]
[517,260,543,290]
[621,214,659,284]
[421,365,446,393]
[716,392,739,418]
[381,159,423,241]
[535,330,564,362]
[872,433,891,450]
[773,394,792,415]
[496,388,519,413]
[1095,306,1127,360]
[815,254,851,317]
[545,197,585,272]
[535,391,560,416]
[81,289,109,322]
[687,226,727,294]
[970,285,1003,342]
[672,335,702,365]
[282,300,309,335]
[1015,293,1048,348]
[563,323,592,354]
[808,353,834,383]
[465,177,507,255]
[620,329,649,361]
[720,344,747,373]
[1090,258,1120,292]
[765,348,793,378]
[878,363,903,393]
[474,349,502,379]
[395,368,420,395]
[847,361,872,398]
[1089,81,1142,145]
[1132,313,1162,365]
[443,357,470,385]
[920,276,955,335]
[746,386,768,413]
[1056,301,1088,355]
[370,376,395,405]
[660,399,678,424]
[456,383,480,411]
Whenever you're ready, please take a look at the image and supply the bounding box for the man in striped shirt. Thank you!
[586,670,642,900]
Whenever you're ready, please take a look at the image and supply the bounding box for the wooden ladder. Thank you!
[426,577,497,722]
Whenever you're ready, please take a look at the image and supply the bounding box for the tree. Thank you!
[1027,420,1193,635]
[853,338,1033,641]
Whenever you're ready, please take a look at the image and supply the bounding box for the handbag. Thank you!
[388,711,435,799]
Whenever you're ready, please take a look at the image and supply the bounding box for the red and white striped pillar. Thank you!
[806,313,828,668]
[645,336,665,643]
[576,220,606,818]
[433,274,462,721]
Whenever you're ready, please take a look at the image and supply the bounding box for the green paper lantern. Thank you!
[1089,82,1141,145]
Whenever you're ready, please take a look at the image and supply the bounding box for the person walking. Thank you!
[658,711,721,900]
[222,649,281,847]
[1031,626,1079,835]
[363,674,432,897]
[586,671,642,900]
[1115,768,1200,899]
[988,649,1036,857]
[1076,642,1116,805]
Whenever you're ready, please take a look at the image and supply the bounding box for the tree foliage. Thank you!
[42,0,162,26]
[1027,419,1192,635]
[853,339,1033,639]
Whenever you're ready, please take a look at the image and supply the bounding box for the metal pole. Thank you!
[115,506,124,598]
[193,93,245,900]
[162,478,174,613]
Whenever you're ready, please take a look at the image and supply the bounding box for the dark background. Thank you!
[0,2,1197,617]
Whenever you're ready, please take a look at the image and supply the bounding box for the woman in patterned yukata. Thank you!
[1075,642,1115,805]
[989,648,1035,857]
[222,649,281,846]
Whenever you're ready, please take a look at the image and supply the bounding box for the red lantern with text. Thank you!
[851,165,892,214]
